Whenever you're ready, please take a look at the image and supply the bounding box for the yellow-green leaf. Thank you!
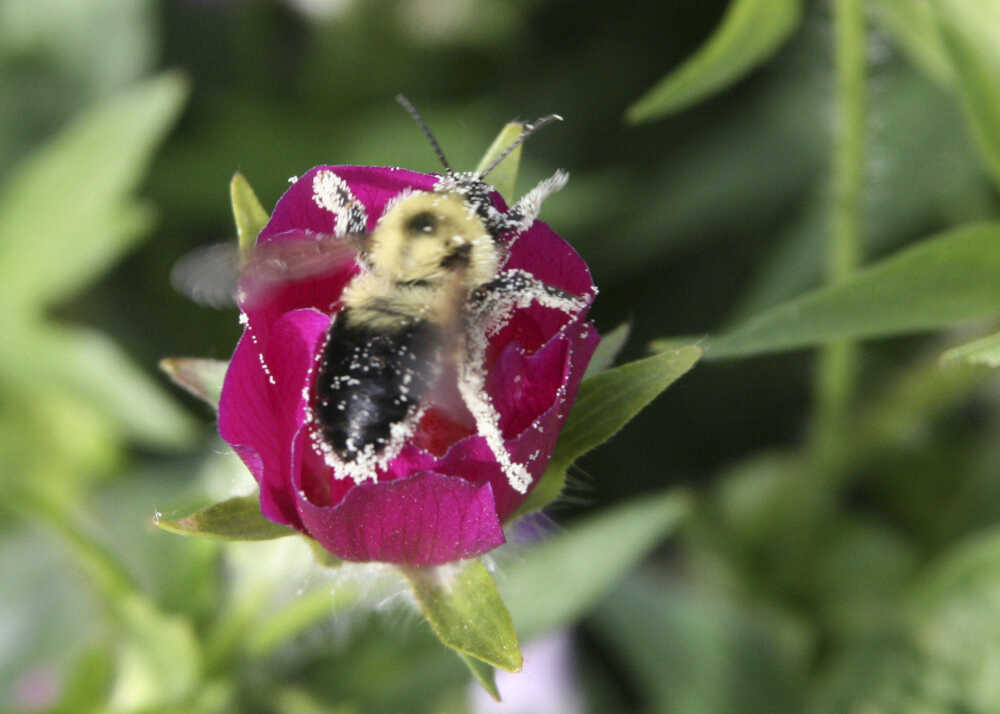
[0,72,188,310]
[708,222,1000,359]
[504,490,691,638]
[941,329,1000,366]
[516,344,702,518]
[626,0,802,122]
[931,0,1000,191]
[872,0,954,84]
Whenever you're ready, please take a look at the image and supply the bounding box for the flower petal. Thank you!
[504,220,595,296]
[219,307,329,529]
[292,443,506,566]
[261,166,439,239]
[496,321,599,519]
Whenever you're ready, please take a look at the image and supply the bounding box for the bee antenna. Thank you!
[396,94,453,174]
[478,113,563,180]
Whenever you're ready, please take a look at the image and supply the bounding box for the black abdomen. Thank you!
[312,312,442,463]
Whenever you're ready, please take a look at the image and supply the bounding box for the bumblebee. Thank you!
[175,96,590,494]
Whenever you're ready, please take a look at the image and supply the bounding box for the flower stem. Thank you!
[814,0,867,459]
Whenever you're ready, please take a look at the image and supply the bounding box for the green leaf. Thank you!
[707,222,1000,359]
[807,636,932,714]
[459,653,501,702]
[872,0,954,84]
[159,357,229,409]
[272,687,358,714]
[231,171,270,260]
[516,344,702,517]
[30,325,198,449]
[583,321,631,378]
[893,526,1000,712]
[473,121,524,200]
[50,648,115,714]
[931,0,1000,191]
[112,593,201,712]
[0,72,188,310]
[154,493,296,541]
[593,575,807,714]
[402,559,522,673]
[503,490,691,638]
[906,524,1000,615]
[626,0,802,122]
[941,329,1000,366]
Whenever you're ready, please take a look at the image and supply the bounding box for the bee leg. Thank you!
[456,328,533,494]
[501,170,569,240]
[458,270,589,495]
[470,268,588,336]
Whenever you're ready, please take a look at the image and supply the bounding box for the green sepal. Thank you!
[626,0,802,122]
[230,171,270,260]
[941,329,1000,367]
[459,652,501,701]
[474,121,524,200]
[583,321,631,378]
[154,492,296,541]
[307,537,344,568]
[515,343,702,518]
[402,559,522,675]
[159,357,228,409]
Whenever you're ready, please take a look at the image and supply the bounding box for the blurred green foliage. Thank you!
[7,0,1000,712]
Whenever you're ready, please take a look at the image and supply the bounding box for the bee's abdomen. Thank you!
[312,313,441,464]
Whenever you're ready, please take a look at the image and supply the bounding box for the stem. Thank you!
[814,0,867,458]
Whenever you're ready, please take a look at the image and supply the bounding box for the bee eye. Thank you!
[406,211,437,234]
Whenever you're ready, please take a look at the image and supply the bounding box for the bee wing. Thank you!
[171,231,364,308]
[170,242,242,308]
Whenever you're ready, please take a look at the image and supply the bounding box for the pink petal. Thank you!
[496,321,599,519]
[219,308,329,529]
[260,166,439,239]
[292,431,506,566]
[503,220,595,296]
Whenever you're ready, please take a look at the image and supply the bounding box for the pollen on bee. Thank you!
[458,325,533,494]
[312,170,367,236]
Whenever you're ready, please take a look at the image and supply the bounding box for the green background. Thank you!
[7,0,1000,712]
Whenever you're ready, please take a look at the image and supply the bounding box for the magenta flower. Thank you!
[218,165,598,567]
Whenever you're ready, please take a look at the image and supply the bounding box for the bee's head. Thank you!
[392,94,566,259]
[370,192,498,286]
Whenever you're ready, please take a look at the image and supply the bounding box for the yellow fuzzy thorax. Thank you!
[342,191,501,330]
